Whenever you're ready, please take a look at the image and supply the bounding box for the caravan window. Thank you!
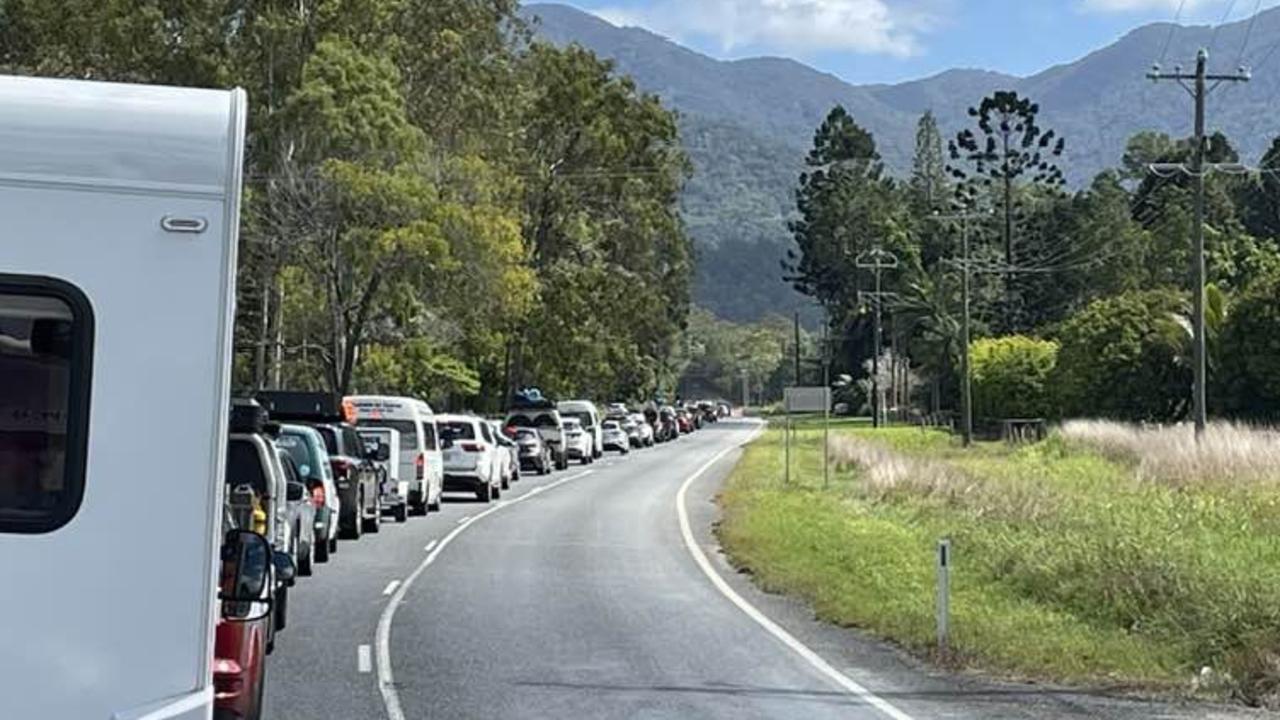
[0,278,93,534]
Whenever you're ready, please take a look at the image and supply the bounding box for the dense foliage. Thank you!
[0,0,694,410]
[784,87,1280,423]
[969,336,1058,421]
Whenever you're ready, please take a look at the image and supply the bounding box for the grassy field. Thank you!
[717,419,1280,706]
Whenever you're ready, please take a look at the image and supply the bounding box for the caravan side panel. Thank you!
[0,77,245,720]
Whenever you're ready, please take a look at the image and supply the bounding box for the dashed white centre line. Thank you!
[423,539,438,553]
[382,580,401,596]
[357,644,372,674]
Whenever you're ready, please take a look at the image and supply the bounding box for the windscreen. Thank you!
[276,433,312,475]
[562,412,593,428]
[226,440,268,496]
[316,426,339,455]
[359,419,420,450]
[441,422,476,441]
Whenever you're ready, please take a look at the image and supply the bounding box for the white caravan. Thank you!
[347,395,444,514]
[0,76,247,720]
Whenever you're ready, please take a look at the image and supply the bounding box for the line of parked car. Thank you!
[213,389,730,719]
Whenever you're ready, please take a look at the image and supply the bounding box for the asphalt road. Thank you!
[262,420,1265,720]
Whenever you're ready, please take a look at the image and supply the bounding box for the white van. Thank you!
[558,400,604,460]
[347,395,443,515]
[0,77,249,719]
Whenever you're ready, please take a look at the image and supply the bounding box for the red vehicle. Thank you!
[213,509,273,720]
[675,410,693,434]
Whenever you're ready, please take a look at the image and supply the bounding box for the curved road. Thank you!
[263,420,1260,720]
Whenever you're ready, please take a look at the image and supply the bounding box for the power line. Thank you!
[1236,0,1265,69]
[1159,0,1189,65]
[1208,0,1240,57]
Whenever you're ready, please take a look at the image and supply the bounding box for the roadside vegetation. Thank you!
[719,420,1280,706]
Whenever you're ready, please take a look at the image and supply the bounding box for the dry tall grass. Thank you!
[828,434,970,499]
[1059,419,1280,487]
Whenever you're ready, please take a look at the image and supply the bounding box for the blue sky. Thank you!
[555,0,1280,84]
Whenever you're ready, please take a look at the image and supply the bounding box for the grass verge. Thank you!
[717,420,1280,706]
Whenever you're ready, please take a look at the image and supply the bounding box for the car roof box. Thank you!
[230,398,271,435]
[255,390,351,423]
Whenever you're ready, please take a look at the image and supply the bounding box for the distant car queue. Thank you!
[214,389,730,720]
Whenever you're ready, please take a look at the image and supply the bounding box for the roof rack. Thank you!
[255,391,355,424]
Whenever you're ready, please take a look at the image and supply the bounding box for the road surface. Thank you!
[262,420,1261,720]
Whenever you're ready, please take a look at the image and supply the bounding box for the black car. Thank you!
[257,392,383,541]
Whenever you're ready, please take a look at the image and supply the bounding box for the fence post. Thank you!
[937,538,951,658]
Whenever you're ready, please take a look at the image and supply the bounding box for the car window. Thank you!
[516,429,538,441]
[0,282,92,534]
[227,440,268,496]
[277,450,301,485]
[358,419,419,450]
[422,421,437,451]
[316,426,339,455]
[340,425,363,456]
[533,413,559,428]
[276,432,312,474]
[441,421,476,441]
[563,411,593,428]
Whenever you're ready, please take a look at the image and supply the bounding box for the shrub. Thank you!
[969,336,1058,420]
[1051,290,1190,422]
[1218,270,1280,420]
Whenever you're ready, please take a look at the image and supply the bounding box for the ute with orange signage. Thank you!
[256,392,383,539]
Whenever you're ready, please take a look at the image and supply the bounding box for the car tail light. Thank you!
[310,484,326,509]
[415,452,425,480]
[461,442,483,453]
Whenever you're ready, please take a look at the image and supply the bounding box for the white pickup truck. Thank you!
[0,75,256,720]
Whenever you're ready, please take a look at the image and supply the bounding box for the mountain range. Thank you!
[522,3,1280,322]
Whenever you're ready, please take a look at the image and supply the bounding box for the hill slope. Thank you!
[523,3,1280,321]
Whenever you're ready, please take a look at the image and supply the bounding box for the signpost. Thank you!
[784,386,832,487]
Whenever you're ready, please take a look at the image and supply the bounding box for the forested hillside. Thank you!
[525,2,1280,322]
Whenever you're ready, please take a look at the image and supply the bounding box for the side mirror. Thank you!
[286,481,306,502]
[219,530,271,603]
[375,444,391,462]
[273,549,297,585]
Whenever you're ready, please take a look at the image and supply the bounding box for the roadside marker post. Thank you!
[937,538,951,657]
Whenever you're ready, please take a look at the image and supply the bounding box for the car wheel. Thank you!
[394,502,408,523]
[274,586,288,632]
[512,467,520,483]
[493,480,502,499]
[500,472,510,491]
[475,481,492,503]
[364,495,381,533]
[298,539,313,577]
[329,536,338,554]
[314,531,330,563]
[348,498,363,540]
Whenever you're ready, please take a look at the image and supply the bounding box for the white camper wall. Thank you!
[0,77,246,720]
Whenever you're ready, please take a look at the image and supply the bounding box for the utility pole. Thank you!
[932,211,988,447]
[856,248,899,428]
[794,311,802,386]
[1147,49,1250,439]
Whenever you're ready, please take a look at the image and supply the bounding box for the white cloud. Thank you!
[593,0,939,57]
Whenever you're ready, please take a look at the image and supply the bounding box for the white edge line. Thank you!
[424,540,438,553]
[382,580,401,596]
[675,424,916,720]
[456,515,472,525]
[357,644,372,674]
[376,470,595,720]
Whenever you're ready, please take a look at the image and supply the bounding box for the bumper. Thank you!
[444,473,487,491]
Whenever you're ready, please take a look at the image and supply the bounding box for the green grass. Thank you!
[718,421,1280,704]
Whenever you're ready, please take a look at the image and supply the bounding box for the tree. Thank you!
[909,111,952,271]
[1052,290,1190,422]
[947,90,1066,331]
[969,336,1058,420]
[1217,271,1280,419]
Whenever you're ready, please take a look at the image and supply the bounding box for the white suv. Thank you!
[562,418,594,465]
[439,415,503,502]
